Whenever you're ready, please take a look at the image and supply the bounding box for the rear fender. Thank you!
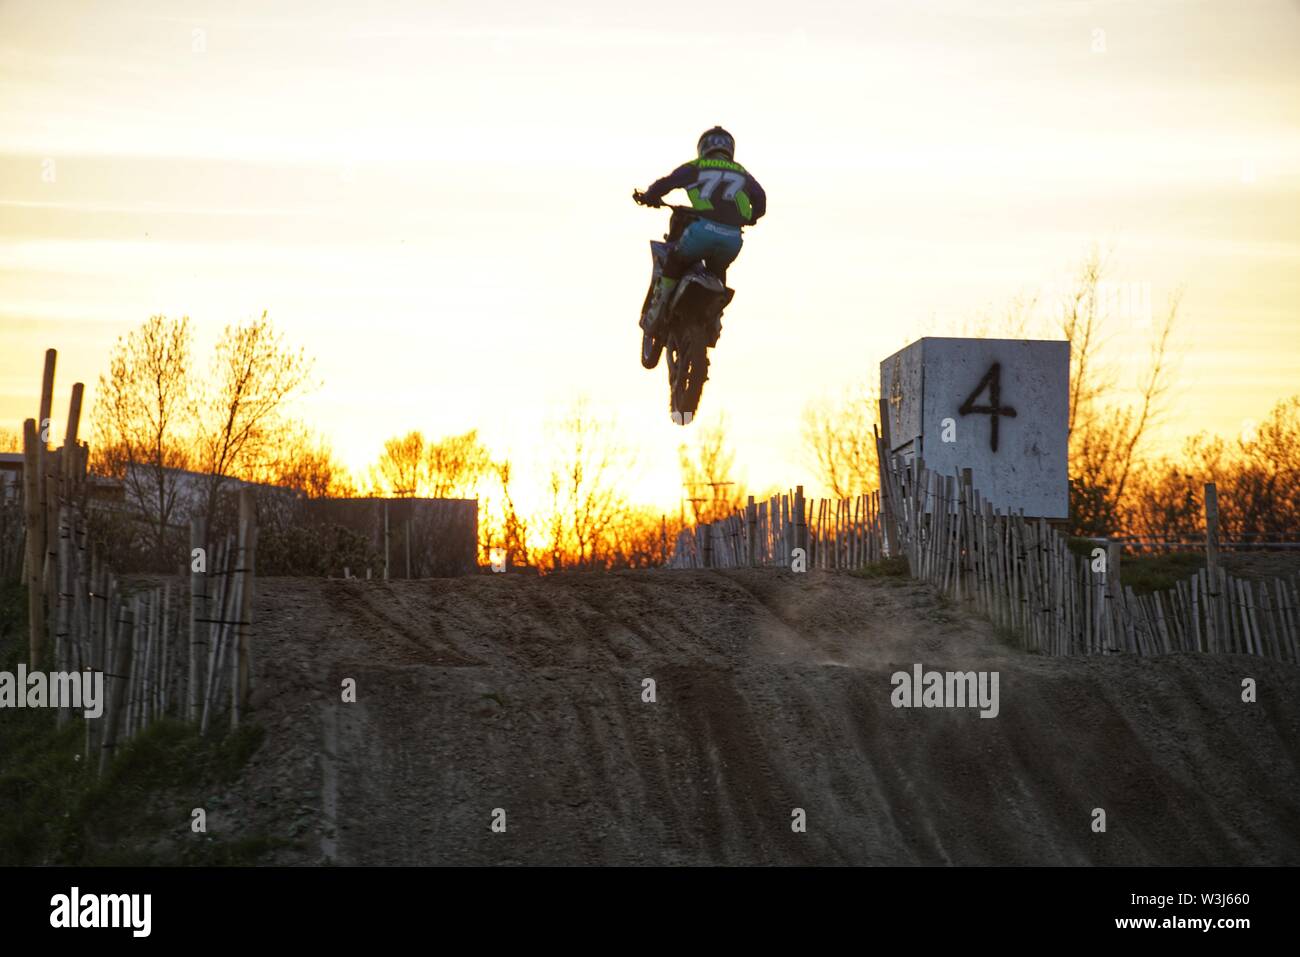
[671,266,728,322]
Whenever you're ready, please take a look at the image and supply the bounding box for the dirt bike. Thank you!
[634,200,735,425]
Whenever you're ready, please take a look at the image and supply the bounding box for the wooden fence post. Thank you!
[22,419,46,667]
[201,537,235,735]
[746,496,757,568]
[36,351,55,588]
[188,516,207,722]
[1105,539,1123,652]
[233,488,257,727]
[43,471,58,627]
[99,602,134,776]
[1203,483,1220,652]
[794,486,806,559]
[55,505,72,727]
[61,383,84,491]
[1204,482,1220,577]
[37,349,56,447]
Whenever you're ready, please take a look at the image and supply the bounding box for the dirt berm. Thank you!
[225,568,1300,865]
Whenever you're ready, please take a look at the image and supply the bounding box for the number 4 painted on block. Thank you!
[959,362,1017,452]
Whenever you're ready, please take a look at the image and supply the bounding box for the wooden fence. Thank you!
[876,447,1300,662]
[667,423,1298,664]
[11,348,259,776]
[669,488,887,570]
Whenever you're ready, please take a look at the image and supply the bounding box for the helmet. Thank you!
[697,126,735,160]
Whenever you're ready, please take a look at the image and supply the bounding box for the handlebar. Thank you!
[632,189,694,214]
[633,198,705,215]
[633,189,753,225]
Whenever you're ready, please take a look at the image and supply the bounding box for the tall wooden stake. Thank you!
[233,489,257,727]
[1204,482,1220,652]
[22,420,46,667]
[62,383,84,489]
[188,517,207,722]
[99,602,134,776]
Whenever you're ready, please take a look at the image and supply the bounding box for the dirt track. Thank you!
[222,568,1300,865]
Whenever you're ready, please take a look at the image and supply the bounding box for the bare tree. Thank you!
[607,506,683,568]
[372,431,425,497]
[478,458,529,568]
[1221,396,1300,540]
[267,423,356,499]
[1124,456,1203,544]
[539,400,632,570]
[800,381,880,499]
[425,429,492,498]
[1058,248,1116,435]
[678,415,743,524]
[1111,291,1179,504]
[1062,249,1181,534]
[195,311,313,521]
[1119,395,1300,542]
[92,315,194,563]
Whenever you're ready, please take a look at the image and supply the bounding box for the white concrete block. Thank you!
[881,337,1070,519]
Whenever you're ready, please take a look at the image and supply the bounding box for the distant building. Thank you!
[0,452,21,503]
[305,497,477,578]
[117,463,269,523]
[115,465,477,577]
[4,457,477,577]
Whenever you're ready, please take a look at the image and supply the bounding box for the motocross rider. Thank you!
[632,126,766,336]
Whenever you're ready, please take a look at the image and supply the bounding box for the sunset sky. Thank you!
[2,0,1298,513]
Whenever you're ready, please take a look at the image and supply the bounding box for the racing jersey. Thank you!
[643,157,767,229]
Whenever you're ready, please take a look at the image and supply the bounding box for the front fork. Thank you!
[641,243,671,331]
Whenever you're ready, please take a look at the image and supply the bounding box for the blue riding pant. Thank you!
[666,218,743,282]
